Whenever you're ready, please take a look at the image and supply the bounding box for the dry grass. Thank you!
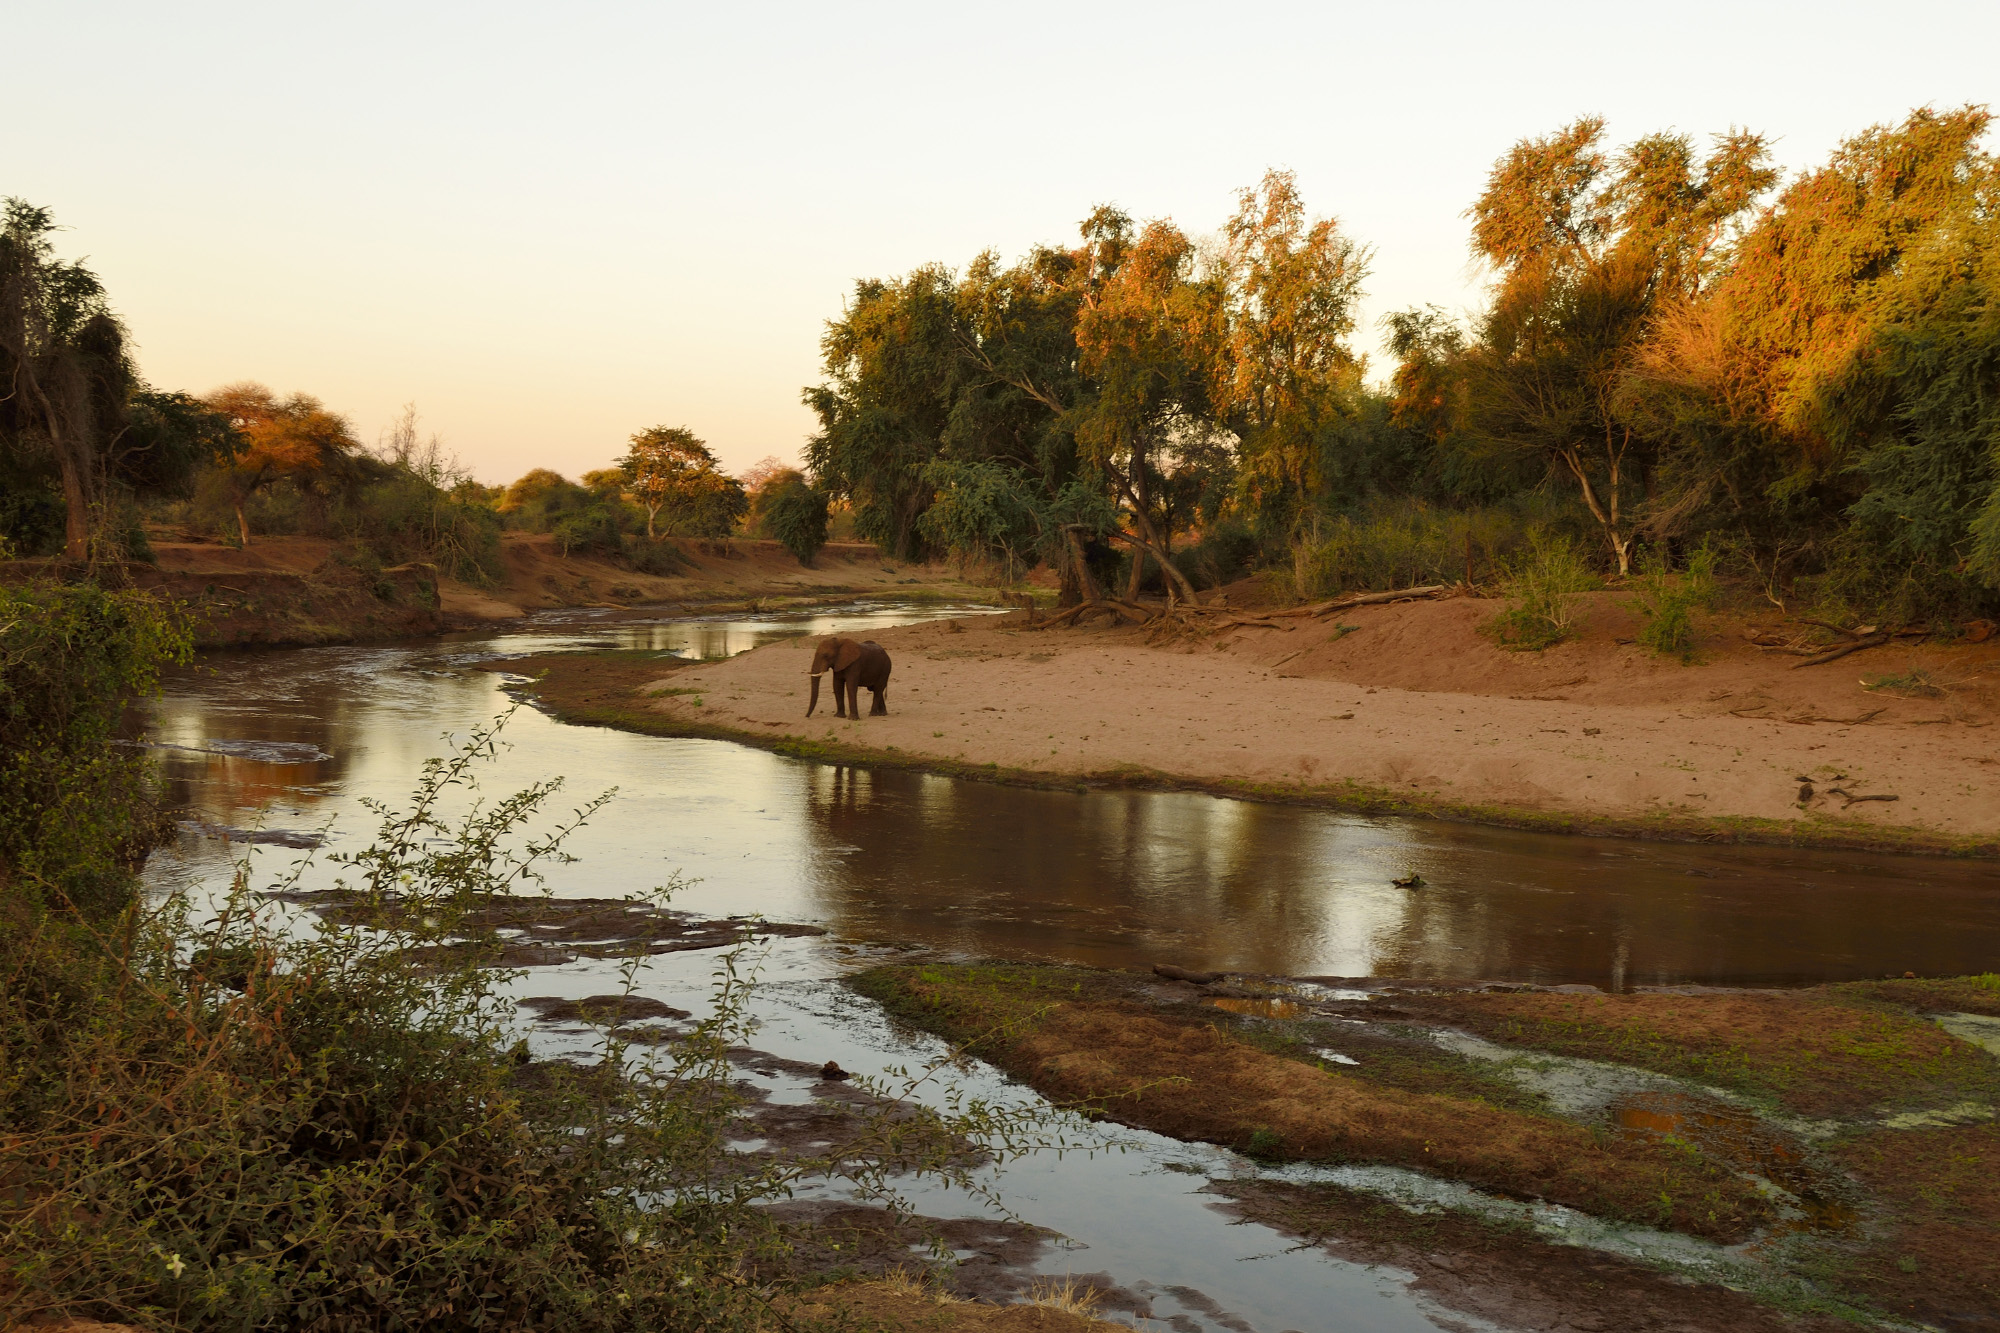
[1419,988,2000,1118]
[873,1265,967,1305]
[1022,1276,1105,1318]
[856,965,1773,1242]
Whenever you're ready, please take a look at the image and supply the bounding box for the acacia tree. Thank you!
[1463,119,1775,573]
[201,384,358,546]
[621,425,746,538]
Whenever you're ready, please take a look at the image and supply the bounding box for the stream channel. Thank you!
[139,599,2000,1332]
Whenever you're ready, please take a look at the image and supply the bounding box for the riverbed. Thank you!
[137,599,2000,1332]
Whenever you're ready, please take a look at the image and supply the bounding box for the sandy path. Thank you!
[642,601,2000,844]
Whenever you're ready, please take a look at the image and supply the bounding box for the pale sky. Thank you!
[8,2,1996,484]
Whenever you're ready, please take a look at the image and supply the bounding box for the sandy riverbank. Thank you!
[623,593,2000,852]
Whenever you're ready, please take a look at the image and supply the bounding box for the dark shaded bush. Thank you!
[0,479,65,557]
[766,480,829,566]
[0,583,190,920]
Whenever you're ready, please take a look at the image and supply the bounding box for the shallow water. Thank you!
[135,598,2000,1331]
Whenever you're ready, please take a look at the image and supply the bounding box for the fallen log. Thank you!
[1791,633,1890,668]
[1305,584,1450,617]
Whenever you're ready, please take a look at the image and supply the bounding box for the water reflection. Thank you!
[139,602,2000,986]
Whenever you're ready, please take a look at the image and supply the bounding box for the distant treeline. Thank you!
[802,106,2000,621]
[0,195,832,578]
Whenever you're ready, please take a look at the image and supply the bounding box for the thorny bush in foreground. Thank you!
[1,713,1065,1331]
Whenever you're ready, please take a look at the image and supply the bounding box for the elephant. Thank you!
[806,635,892,718]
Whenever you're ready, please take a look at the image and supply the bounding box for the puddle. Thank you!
[1936,1010,2000,1058]
[1202,996,1306,1021]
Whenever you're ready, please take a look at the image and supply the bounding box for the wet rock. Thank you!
[264,890,826,966]
[518,994,689,1024]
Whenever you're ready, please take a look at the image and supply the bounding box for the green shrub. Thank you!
[624,537,689,576]
[346,469,504,584]
[1809,523,1996,629]
[1486,536,1602,650]
[1281,498,1573,603]
[551,504,626,557]
[0,583,190,920]
[1861,668,1947,699]
[1630,546,1717,661]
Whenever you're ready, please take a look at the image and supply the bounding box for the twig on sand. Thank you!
[1827,787,1900,809]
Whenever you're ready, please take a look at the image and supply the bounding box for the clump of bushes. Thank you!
[1630,546,1717,661]
[1486,536,1602,650]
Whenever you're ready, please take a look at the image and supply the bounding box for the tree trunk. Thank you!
[1061,526,1104,604]
[57,453,89,562]
[1560,446,1631,576]
[1112,482,1202,605]
[235,500,252,547]
[22,368,91,561]
[1123,544,1147,602]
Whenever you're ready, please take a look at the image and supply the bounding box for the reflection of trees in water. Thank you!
[797,766,1421,975]
[1349,828,2000,987]
[799,765,2000,984]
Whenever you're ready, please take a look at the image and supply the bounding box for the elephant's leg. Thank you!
[869,686,887,716]
[840,672,858,718]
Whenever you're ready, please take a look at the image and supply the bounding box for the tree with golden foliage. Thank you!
[1461,118,1775,573]
[201,383,359,545]
[620,426,746,539]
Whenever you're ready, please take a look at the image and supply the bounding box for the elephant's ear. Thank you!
[833,638,863,670]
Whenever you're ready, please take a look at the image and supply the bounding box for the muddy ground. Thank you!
[854,960,2000,1332]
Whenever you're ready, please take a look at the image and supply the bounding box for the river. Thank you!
[137,599,2000,1332]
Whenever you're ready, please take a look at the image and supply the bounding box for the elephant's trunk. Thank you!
[806,672,821,717]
